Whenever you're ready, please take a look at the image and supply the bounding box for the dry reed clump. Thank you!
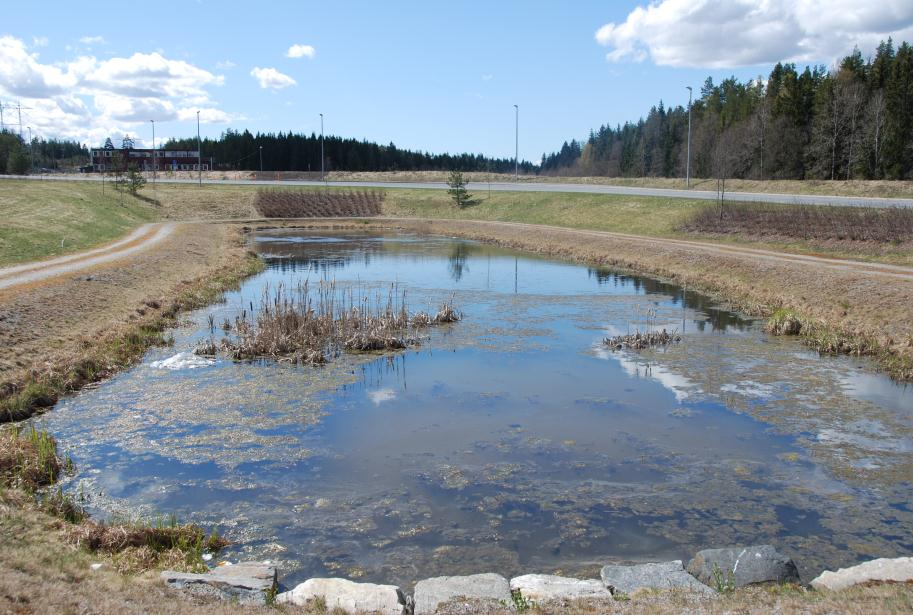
[66,517,229,574]
[0,426,64,491]
[682,202,913,243]
[604,329,682,351]
[254,188,385,218]
[220,282,460,364]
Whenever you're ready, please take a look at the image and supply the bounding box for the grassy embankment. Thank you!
[0,180,158,267]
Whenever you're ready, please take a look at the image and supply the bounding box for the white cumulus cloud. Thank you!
[595,0,913,68]
[0,35,233,145]
[286,44,316,59]
[250,66,296,89]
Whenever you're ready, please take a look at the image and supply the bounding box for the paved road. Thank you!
[0,223,174,291]
[4,173,913,208]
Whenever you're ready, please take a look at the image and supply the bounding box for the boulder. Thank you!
[161,561,277,606]
[277,578,408,615]
[510,574,611,603]
[687,545,800,588]
[600,561,714,596]
[413,573,511,615]
[810,557,913,592]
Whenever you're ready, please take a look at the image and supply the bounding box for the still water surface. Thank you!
[37,230,913,589]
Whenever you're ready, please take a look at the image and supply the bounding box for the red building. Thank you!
[89,148,210,172]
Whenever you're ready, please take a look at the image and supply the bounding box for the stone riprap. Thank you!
[687,545,801,587]
[600,560,715,596]
[160,561,277,606]
[413,573,512,615]
[277,577,409,614]
[509,574,611,602]
[810,557,913,591]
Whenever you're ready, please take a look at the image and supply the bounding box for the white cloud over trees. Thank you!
[0,35,231,146]
[595,0,913,68]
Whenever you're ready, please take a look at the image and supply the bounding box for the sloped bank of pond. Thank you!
[31,229,913,591]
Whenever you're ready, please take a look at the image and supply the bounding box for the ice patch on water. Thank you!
[150,352,214,370]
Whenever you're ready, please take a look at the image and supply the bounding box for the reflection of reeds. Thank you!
[605,329,681,351]
[221,282,460,364]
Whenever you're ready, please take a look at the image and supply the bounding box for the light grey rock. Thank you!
[277,578,408,614]
[510,574,611,603]
[600,561,715,596]
[414,573,511,615]
[687,545,800,587]
[810,557,913,592]
[161,561,277,606]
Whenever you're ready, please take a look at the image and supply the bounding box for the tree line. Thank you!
[0,129,88,174]
[164,129,536,174]
[541,39,913,180]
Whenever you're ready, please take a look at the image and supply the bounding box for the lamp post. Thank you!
[685,86,693,188]
[27,126,33,172]
[513,104,519,181]
[150,119,156,191]
[319,113,324,183]
[196,110,202,186]
[259,145,263,174]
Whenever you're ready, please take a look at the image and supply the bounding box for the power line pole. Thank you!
[686,85,693,188]
[0,101,4,132]
[27,126,33,172]
[196,110,202,186]
[150,119,156,192]
[320,113,325,183]
[513,104,519,181]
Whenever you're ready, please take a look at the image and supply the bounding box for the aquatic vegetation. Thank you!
[604,329,682,350]
[0,425,63,490]
[220,281,461,364]
[766,309,802,336]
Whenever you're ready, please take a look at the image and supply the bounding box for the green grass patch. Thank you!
[0,179,158,266]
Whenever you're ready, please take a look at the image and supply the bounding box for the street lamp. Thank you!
[513,104,519,182]
[319,113,324,183]
[27,126,33,172]
[685,86,693,188]
[259,145,263,174]
[196,110,202,186]
[150,119,156,191]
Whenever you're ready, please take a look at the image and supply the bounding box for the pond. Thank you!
[35,229,913,590]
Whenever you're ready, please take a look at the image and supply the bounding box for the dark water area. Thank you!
[36,230,913,590]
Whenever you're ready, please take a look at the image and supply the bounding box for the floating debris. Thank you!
[604,329,682,351]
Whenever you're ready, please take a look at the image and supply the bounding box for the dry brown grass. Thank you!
[0,224,264,422]
[220,281,459,363]
[683,202,913,243]
[326,171,913,199]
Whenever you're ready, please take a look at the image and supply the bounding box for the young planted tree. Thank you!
[125,164,147,195]
[447,170,477,208]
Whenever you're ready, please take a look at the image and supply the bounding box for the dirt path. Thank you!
[0,223,174,291]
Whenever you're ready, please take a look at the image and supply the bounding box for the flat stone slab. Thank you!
[600,561,715,596]
[414,573,511,615]
[277,578,408,614]
[510,574,611,603]
[687,545,800,587]
[810,557,913,592]
[161,561,277,606]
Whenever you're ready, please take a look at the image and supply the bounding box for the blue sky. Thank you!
[2,1,912,162]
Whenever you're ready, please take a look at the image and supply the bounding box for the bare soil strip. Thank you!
[0,223,174,291]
